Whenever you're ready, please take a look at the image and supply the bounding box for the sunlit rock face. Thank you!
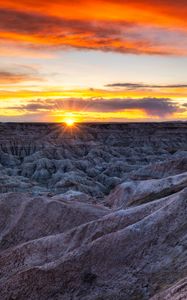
[0,122,187,299]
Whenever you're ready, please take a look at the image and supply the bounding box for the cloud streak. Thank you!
[0,65,43,84]
[7,97,185,117]
[106,83,187,90]
[0,71,41,84]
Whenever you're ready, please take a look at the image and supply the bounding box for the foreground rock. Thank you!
[0,185,187,299]
[106,172,187,208]
[0,193,109,251]
[151,277,187,300]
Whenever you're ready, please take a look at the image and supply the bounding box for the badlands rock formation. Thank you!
[0,122,187,299]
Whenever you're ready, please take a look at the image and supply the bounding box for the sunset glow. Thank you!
[0,0,187,122]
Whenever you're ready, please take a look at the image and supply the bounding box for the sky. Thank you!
[0,0,187,122]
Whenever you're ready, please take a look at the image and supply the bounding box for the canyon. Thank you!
[0,122,187,299]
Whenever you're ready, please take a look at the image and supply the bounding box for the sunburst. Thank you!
[64,118,75,126]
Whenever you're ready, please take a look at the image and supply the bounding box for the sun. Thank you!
[65,118,75,126]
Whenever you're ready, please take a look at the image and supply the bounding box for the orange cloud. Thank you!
[0,1,187,55]
[1,1,187,28]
